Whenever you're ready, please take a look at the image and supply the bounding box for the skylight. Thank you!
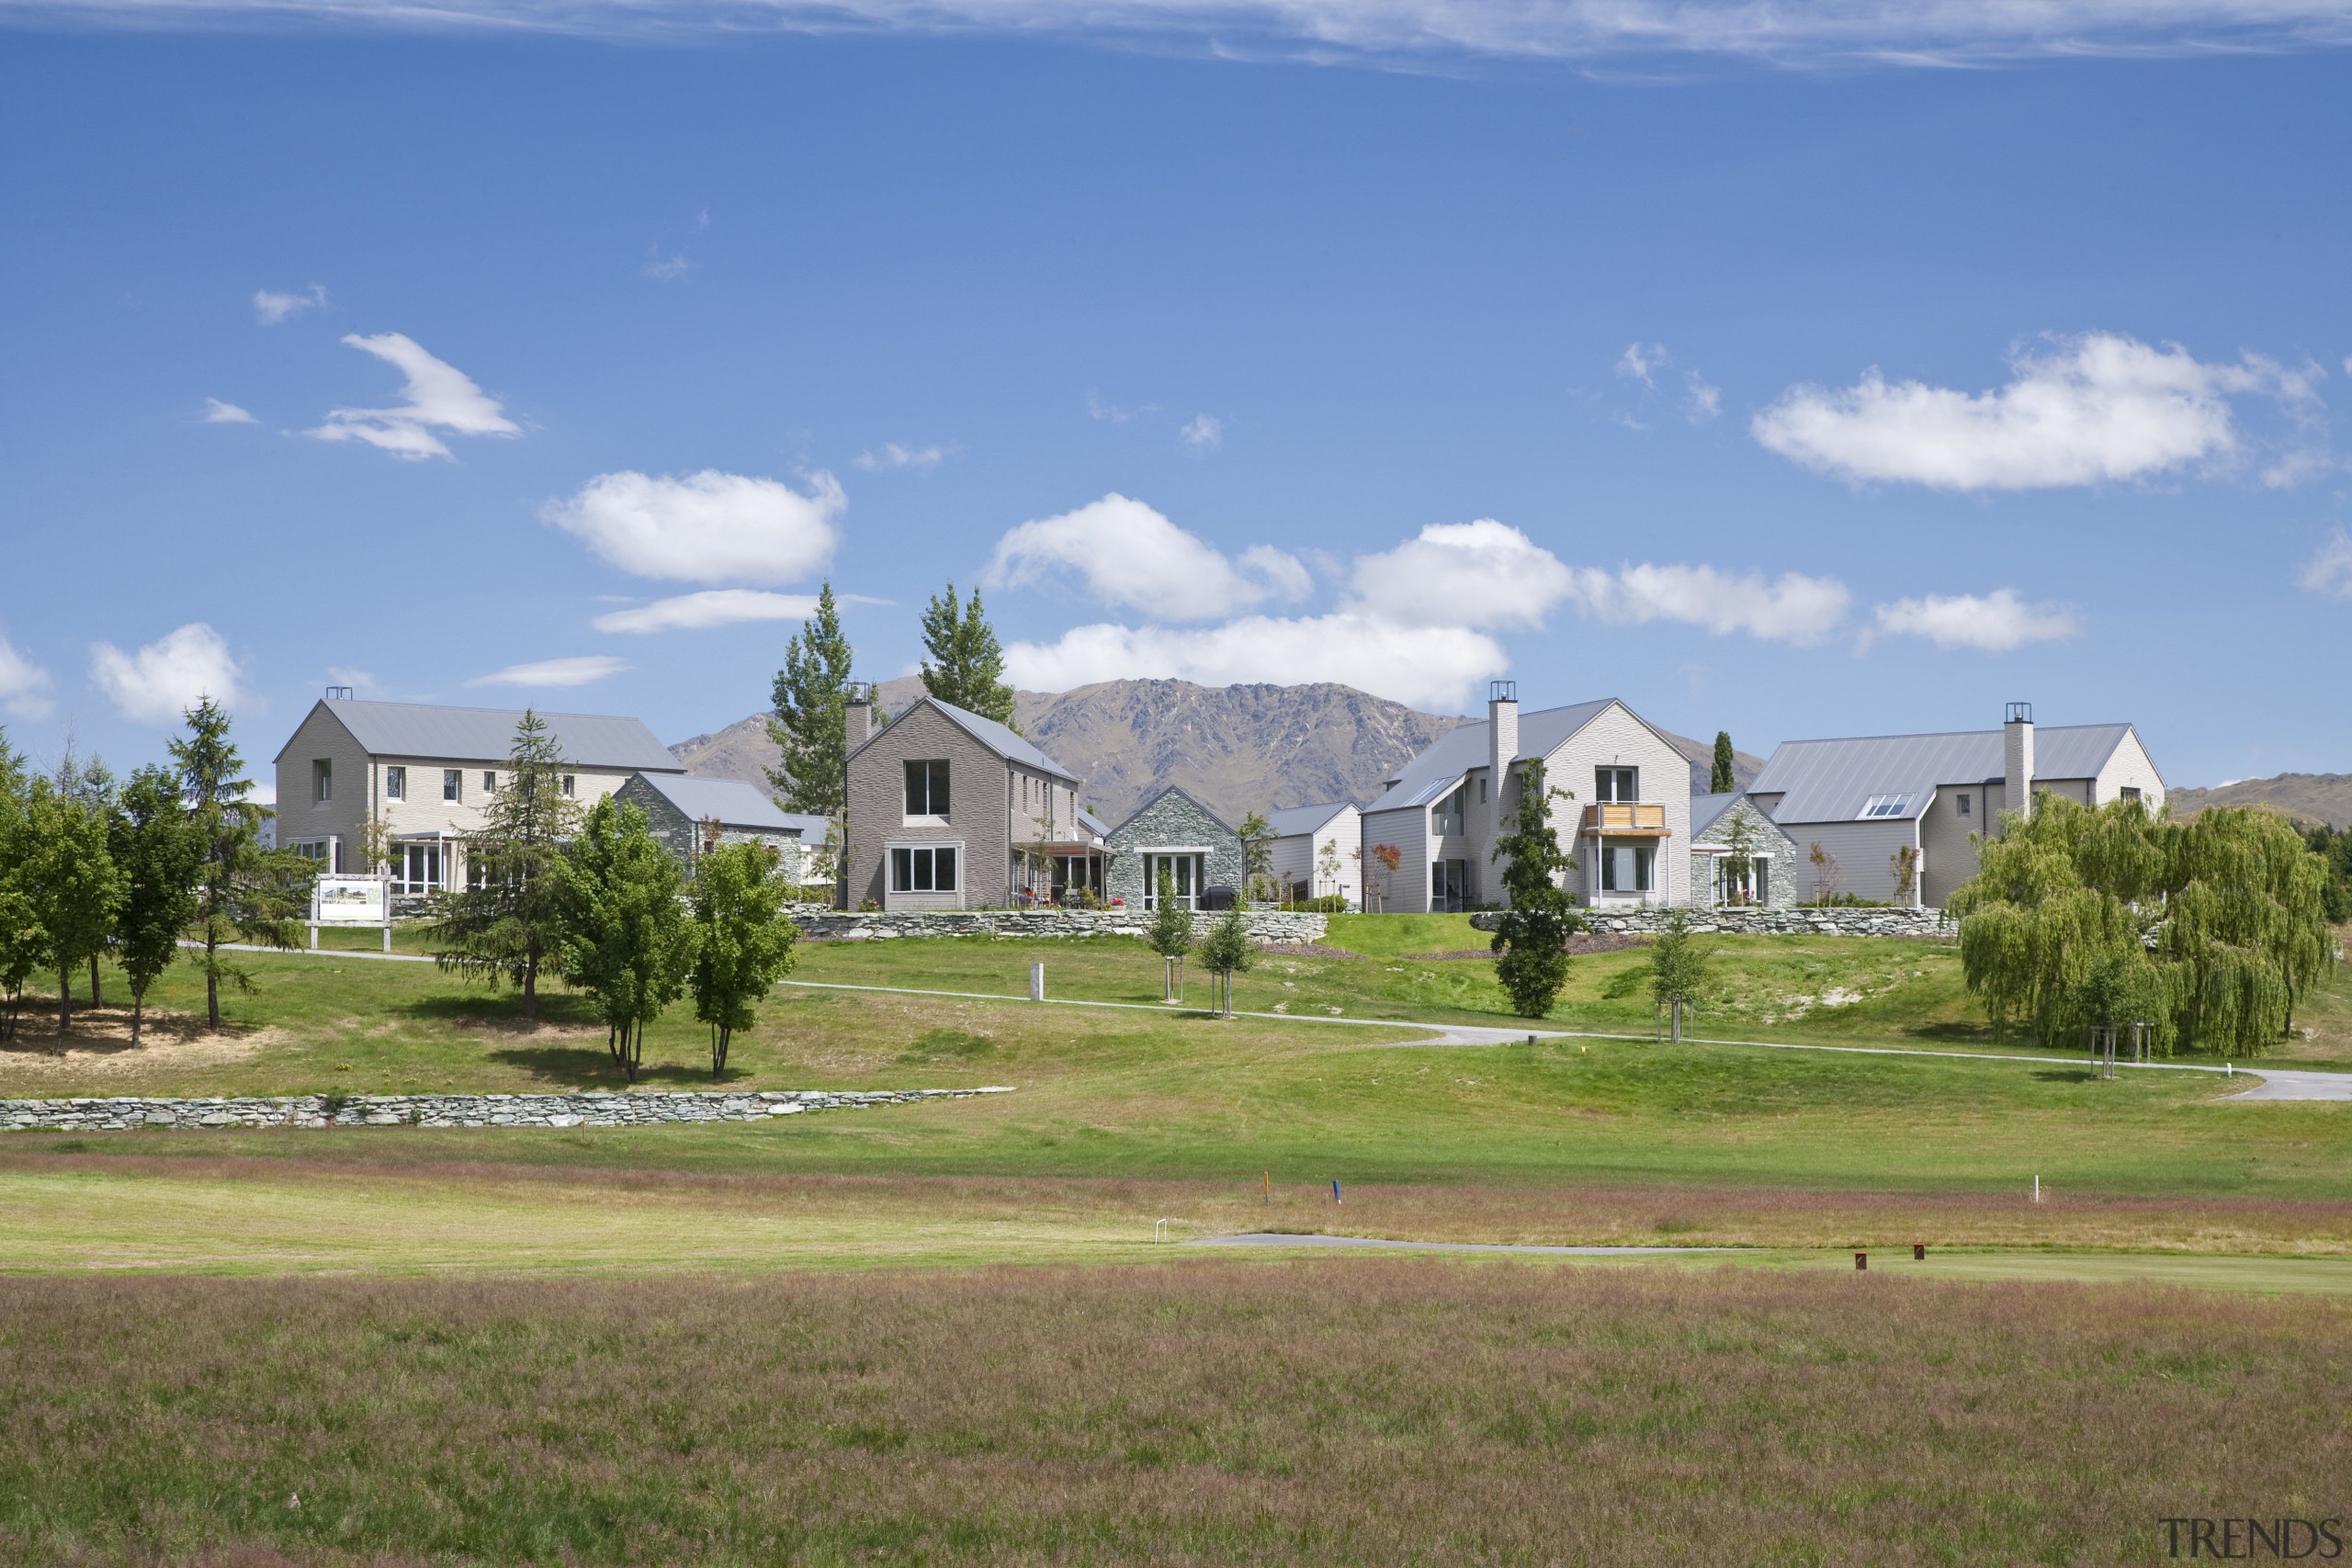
[1860,794,1915,819]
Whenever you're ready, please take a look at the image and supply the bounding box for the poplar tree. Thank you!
[919,582,1017,728]
[109,764,206,1046]
[555,797,691,1083]
[426,710,581,1020]
[1488,760,1584,1019]
[1710,731,1736,795]
[686,840,800,1078]
[173,698,312,1031]
[765,582,857,816]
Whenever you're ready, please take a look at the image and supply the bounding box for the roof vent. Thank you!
[324,685,354,701]
[2004,701,2033,725]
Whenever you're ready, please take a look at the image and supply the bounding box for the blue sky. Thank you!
[2,5,2348,790]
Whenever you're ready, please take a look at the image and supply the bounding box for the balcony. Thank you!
[1579,802,1670,836]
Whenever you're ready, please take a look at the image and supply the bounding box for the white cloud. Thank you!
[1004,614,1505,713]
[253,284,325,324]
[201,397,257,424]
[982,493,1307,622]
[1087,391,1155,423]
[465,656,629,688]
[90,623,244,725]
[1753,333,2321,491]
[644,247,692,280]
[1616,344,1665,388]
[2297,529,2352,600]
[1684,373,1722,423]
[854,443,947,472]
[1563,562,1852,646]
[543,468,843,586]
[308,333,520,460]
[1181,413,1223,449]
[0,631,56,720]
[1349,519,1575,631]
[1868,589,2081,651]
[593,590,822,634]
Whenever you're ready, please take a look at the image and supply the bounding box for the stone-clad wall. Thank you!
[1103,789,1245,910]
[1,1087,1012,1134]
[1472,906,1948,939]
[785,906,1328,943]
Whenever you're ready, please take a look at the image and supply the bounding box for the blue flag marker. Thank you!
[1332,1179,1342,1205]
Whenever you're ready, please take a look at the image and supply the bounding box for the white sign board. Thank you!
[313,876,389,925]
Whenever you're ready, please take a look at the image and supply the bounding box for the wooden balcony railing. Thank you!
[1579,801,1670,835]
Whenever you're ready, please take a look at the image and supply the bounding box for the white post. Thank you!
[2032,1175,2040,1203]
[1029,962,1045,1003]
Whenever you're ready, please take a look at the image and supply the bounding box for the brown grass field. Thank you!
[2,1261,2346,1566]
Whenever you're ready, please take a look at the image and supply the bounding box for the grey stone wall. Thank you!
[784,905,1327,943]
[1104,789,1244,908]
[1,1087,1012,1133]
[1472,906,1948,939]
[1691,795,1802,909]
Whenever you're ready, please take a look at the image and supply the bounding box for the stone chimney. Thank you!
[846,682,875,748]
[1487,680,1519,839]
[2003,701,2035,826]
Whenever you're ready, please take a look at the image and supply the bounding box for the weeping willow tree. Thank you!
[1948,797,2333,1057]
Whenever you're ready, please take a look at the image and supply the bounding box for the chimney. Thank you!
[2003,701,2035,826]
[1487,680,1519,838]
[846,682,875,748]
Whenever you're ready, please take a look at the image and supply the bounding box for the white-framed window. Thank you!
[393,841,444,896]
[291,838,330,863]
[891,844,958,893]
[1600,843,1656,892]
[1596,767,1637,803]
[904,759,950,818]
[1860,794,1914,819]
[312,759,332,804]
[1955,793,1970,818]
[1143,852,1205,910]
[443,770,462,802]
[1431,859,1470,911]
[482,770,498,795]
[385,766,406,801]
[561,774,576,797]
[2120,786,2142,803]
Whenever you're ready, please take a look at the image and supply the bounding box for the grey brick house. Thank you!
[614,773,833,884]
[1104,787,1243,911]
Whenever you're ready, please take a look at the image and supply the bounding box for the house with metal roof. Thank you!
[272,692,684,895]
[615,773,834,885]
[1360,684,1692,913]
[842,687,1107,910]
[1104,786,1244,912]
[1267,800,1363,908]
[1746,704,2165,907]
[1690,791,1802,908]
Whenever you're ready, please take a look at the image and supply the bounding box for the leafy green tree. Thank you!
[1196,905,1252,1017]
[687,840,801,1078]
[1237,811,1276,906]
[18,781,124,1036]
[1646,908,1713,1042]
[1950,797,2333,1057]
[2303,823,2352,924]
[108,764,206,1046]
[765,582,857,818]
[53,742,118,1006]
[1487,760,1584,1019]
[555,797,691,1083]
[173,698,314,1031]
[1710,731,1736,795]
[1718,810,1761,906]
[919,582,1017,728]
[1146,868,1195,999]
[0,743,51,1043]
[425,710,582,1021]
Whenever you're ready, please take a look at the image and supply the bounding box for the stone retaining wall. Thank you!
[0,1087,1012,1134]
[785,907,1329,943]
[1472,906,1950,939]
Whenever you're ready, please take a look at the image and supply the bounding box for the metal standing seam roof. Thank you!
[1268,801,1355,838]
[1363,698,1624,815]
[1689,791,1742,839]
[848,694,1081,785]
[281,699,684,773]
[630,773,826,835]
[1747,724,2142,826]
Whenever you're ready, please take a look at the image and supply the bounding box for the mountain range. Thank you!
[668,678,1767,827]
[2167,774,2352,830]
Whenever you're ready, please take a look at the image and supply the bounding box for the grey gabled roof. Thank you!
[1077,807,1113,839]
[1749,723,2143,826]
[630,773,825,835]
[850,694,1080,785]
[279,698,683,773]
[1269,800,1355,838]
[1107,784,1239,841]
[1690,791,1742,839]
[1364,698,1623,815]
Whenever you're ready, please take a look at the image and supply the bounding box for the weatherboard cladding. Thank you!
[1748,724,2136,827]
[283,699,683,773]
[1365,699,1616,815]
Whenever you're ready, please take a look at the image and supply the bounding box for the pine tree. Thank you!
[173,698,314,1031]
[687,840,801,1078]
[1488,760,1584,1019]
[919,582,1017,728]
[555,797,691,1083]
[1710,731,1736,795]
[765,582,857,816]
[109,764,206,1046]
[424,710,582,1020]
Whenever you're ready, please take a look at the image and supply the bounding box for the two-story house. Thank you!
[1359,684,1692,912]
[842,689,1107,910]
[272,693,686,895]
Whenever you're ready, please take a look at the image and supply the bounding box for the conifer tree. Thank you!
[109,764,206,1046]
[173,698,313,1031]
[425,710,582,1020]
[765,582,857,817]
[1710,731,1736,795]
[1488,760,1584,1019]
[919,582,1017,728]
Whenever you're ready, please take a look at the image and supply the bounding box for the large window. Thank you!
[1143,852,1204,910]
[311,759,332,804]
[904,759,950,818]
[891,844,958,893]
[1600,843,1655,893]
[1595,767,1637,803]
[385,766,406,801]
[443,770,462,803]
[1431,859,1470,911]
[393,842,443,897]
[1430,784,1466,837]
